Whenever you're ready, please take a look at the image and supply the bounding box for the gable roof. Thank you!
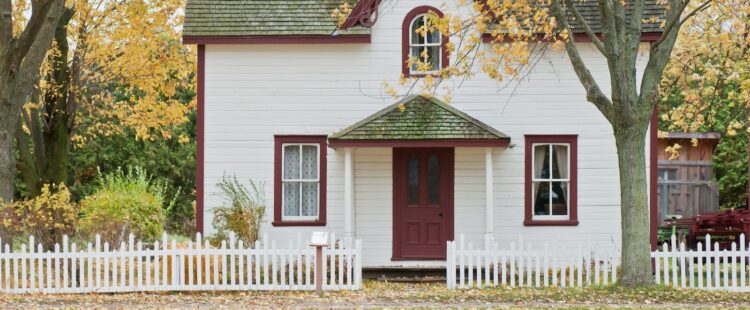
[183,0,366,37]
[329,95,510,143]
[183,0,665,40]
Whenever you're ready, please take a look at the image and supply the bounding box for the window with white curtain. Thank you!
[531,143,570,219]
[282,144,320,220]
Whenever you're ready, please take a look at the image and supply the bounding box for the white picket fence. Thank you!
[653,234,750,291]
[0,232,362,293]
[447,234,619,289]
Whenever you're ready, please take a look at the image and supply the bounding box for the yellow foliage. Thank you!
[661,0,750,137]
[330,2,353,27]
[0,184,79,248]
[25,0,195,145]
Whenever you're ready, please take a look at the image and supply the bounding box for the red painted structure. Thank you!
[196,45,205,234]
[650,107,659,250]
[340,0,382,29]
[183,35,371,45]
[675,209,750,250]
[392,148,454,260]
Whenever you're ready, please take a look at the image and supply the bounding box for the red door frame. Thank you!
[392,147,455,260]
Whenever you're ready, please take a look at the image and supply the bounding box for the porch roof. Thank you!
[328,95,510,147]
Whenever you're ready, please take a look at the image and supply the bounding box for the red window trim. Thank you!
[272,135,328,227]
[524,135,579,226]
[195,45,205,234]
[402,6,449,77]
[183,35,371,45]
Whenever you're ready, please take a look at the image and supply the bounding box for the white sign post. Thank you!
[310,232,329,295]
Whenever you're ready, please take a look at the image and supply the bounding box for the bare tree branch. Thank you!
[563,0,608,55]
[0,1,11,53]
[551,0,614,121]
[626,0,646,50]
[656,0,710,47]
[13,0,56,66]
[10,1,64,108]
[598,0,621,56]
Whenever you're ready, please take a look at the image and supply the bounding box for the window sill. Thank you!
[272,221,326,227]
[405,72,441,78]
[523,219,579,226]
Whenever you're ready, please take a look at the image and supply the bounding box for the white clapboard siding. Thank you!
[0,233,362,294]
[447,234,619,289]
[652,234,750,292]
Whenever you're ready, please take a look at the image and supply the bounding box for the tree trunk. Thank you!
[0,102,18,202]
[613,121,653,286]
[16,8,74,196]
[0,0,65,201]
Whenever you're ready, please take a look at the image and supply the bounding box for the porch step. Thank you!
[363,268,446,282]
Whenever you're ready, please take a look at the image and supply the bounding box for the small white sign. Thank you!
[310,232,329,247]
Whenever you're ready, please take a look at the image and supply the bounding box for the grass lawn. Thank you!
[1,280,750,309]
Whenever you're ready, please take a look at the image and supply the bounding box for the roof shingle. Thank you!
[184,0,665,38]
[329,95,510,141]
[184,0,360,37]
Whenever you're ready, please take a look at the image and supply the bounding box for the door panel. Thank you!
[393,148,454,260]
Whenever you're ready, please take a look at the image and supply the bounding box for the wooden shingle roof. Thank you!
[329,95,510,142]
[565,0,664,33]
[184,0,362,37]
[183,0,665,38]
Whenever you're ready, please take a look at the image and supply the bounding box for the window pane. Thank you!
[533,181,550,215]
[533,145,549,179]
[410,15,425,44]
[552,145,568,179]
[410,47,422,71]
[551,181,568,215]
[301,182,318,216]
[428,154,439,204]
[301,145,318,179]
[425,27,440,44]
[426,45,440,71]
[408,156,419,204]
[283,145,300,179]
[283,182,300,216]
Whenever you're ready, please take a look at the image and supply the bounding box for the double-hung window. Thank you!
[273,136,327,226]
[524,135,578,226]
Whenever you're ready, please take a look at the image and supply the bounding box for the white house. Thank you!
[183,0,664,267]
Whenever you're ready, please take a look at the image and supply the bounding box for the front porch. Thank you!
[328,95,510,267]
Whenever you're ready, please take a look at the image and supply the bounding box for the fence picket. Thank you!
[444,237,671,289]
[713,241,720,288]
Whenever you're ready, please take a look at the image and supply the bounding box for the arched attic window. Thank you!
[402,6,449,77]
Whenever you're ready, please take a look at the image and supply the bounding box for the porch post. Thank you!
[344,147,355,244]
[485,147,495,242]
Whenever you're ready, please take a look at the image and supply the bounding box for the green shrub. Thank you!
[79,168,167,246]
[0,184,79,249]
[212,174,266,246]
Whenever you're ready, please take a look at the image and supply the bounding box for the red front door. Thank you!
[393,148,454,260]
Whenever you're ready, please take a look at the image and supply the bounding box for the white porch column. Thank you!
[344,147,355,244]
[485,147,495,241]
